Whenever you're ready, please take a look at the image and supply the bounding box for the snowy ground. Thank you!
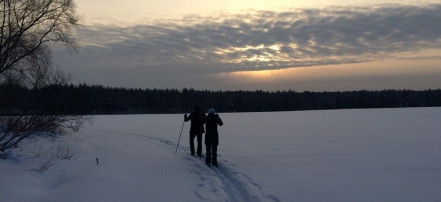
[1,107,441,201]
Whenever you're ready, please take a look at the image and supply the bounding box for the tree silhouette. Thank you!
[0,0,84,154]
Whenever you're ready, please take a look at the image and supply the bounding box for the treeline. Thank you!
[1,83,441,115]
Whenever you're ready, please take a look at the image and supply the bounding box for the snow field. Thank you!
[1,107,441,201]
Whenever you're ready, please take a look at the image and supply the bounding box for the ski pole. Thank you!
[175,120,185,154]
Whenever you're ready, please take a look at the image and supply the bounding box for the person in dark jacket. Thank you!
[204,108,223,167]
[184,106,206,157]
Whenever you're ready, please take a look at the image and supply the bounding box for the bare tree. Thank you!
[0,0,84,155]
[0,0,79,76]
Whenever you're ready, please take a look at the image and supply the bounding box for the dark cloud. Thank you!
[54,4,441,89]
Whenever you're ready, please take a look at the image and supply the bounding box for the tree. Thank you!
[1,0,78,73]
[0,0,84,154]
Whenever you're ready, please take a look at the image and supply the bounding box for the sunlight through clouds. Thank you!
[55,2,441,90]
[69,4,441,71]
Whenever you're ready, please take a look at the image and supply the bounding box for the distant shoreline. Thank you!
[1,83,440,115]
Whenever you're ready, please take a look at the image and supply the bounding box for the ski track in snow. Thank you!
[86,128,279,201]
[139,134,280,202]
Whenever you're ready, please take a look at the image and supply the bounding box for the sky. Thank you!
[54,0,441,91]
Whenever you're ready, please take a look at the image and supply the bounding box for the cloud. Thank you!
[54,3,441,88]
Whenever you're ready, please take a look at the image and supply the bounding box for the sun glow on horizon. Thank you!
[230,70,276,80]
[216,57,441,90]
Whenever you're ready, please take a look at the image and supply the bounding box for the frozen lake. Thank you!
[1,107,441,201]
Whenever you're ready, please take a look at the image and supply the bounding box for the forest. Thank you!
[1,83,441,115]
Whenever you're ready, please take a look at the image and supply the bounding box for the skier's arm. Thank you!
[216,114,223,126]
[184,113,191,122]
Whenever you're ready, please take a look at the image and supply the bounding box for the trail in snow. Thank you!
[143,135,280,202]
[85,128,279,201]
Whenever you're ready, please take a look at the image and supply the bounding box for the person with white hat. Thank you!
[204,108,223,167]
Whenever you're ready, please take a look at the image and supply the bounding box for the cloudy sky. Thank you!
[54,0,441,91]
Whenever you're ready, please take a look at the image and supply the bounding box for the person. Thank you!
[204,108,223,167]
[184,106,206,157]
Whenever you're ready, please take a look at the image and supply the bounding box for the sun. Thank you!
[229,70,278,81]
